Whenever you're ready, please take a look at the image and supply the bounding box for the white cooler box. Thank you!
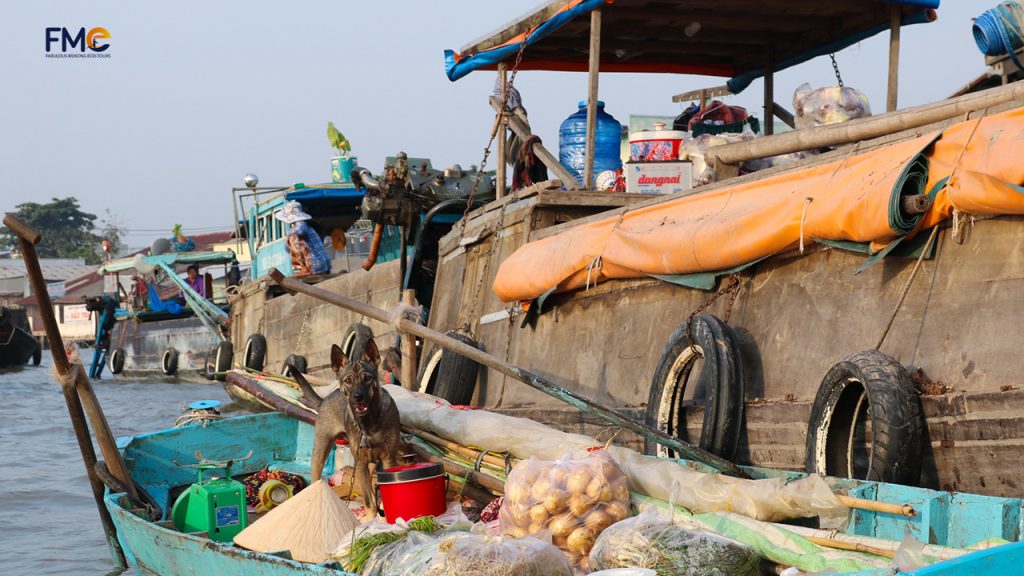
[625,160,694,195]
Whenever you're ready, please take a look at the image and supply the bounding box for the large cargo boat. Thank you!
[226,1,1024,501]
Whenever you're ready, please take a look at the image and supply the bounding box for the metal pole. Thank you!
[3,214,128,571]
[584,6,602,190]
[268,268,749,478]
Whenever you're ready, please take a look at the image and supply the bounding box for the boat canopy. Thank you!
[98,250,236,274]
[492,107,1024,301]
[284,183,363,205]
[444,0,939,92]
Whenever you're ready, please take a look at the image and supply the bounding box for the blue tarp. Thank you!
[444,0,941,92]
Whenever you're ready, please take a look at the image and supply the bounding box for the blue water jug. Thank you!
[559,100,622,187]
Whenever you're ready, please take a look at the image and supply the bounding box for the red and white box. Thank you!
[625,160,694,195]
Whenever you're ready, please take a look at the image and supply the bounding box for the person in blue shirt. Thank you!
[275,200,330,277]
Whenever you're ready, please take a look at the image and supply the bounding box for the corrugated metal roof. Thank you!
[0,259,97,281]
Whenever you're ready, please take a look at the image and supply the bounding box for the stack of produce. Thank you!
[499,452,630,566]
[793,83,872,129]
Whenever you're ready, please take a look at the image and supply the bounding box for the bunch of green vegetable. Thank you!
[589,508,760,576]
[344,516,442,573]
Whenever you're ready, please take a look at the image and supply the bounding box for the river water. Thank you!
[0,351,245,576]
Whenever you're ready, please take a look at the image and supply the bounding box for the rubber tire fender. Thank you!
[416,330,481,405]
[341,323,375,362]
[213,341,233,381]
[282,354,308,378]
[243,334,267,371]
[109,348,126,375]
[202,346,216,381]
[31,343,42,366]
[161,347,179,376]
[805,349,923,485]
[643,313,744,460]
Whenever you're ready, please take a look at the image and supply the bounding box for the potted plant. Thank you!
[327,121,356,183]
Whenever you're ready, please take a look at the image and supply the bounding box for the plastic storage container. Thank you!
[629,124,688,162]
[559,100,622,186]
[377,462,446,523]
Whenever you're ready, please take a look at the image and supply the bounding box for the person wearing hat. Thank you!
[275,200,330,277]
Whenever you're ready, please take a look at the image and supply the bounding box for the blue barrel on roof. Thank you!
[559,100,622,187]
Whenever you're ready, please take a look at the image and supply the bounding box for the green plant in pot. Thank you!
[327,122,356,184]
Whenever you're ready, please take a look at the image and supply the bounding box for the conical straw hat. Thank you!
[234,480,358,563]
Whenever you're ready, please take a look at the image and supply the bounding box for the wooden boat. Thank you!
[104,389,1024,575]
[95,250,239,381]
[0,306,40,368]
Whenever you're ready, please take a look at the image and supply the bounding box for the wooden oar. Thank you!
[267,268,751,478]
[3,214,129,570]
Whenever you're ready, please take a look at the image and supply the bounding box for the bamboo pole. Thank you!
[268,268,750,478]
[583,6,602,190]
[3,214,127,571]
[400,289,418,391]
[802,535,896,558]
[405,426,510,471]
[835,494,916,517]
[407,441,506,495]
[709,81,1024,166]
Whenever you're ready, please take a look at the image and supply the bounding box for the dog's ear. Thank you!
[331,344,349,373]
[365,339,381,368]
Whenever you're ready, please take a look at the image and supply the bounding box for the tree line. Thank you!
[0,197,123,265]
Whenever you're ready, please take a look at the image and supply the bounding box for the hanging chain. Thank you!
[462,34,531,224]
[684,273,742,350]
[829,53,844,87]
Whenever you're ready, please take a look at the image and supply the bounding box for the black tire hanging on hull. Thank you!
[416,330,481,406]
[282,354,308,378]
[805,349,923,485]
[109,348,126,375]
[243,334,267,371]
[643,313,744,460]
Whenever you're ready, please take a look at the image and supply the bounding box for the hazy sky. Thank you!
[1,2,984,247]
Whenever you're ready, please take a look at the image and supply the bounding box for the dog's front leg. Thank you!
[310,423,336,482]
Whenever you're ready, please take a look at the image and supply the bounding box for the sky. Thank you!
[0,1,986,248]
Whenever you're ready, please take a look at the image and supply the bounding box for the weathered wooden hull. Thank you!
[111,316,220,382]
[427,188,1024,498]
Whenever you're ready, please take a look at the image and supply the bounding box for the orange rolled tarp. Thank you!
[493,108,1024,303]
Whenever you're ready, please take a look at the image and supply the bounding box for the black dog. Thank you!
[292,341,408,512]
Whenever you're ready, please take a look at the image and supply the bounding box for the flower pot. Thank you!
[330,156,357,183]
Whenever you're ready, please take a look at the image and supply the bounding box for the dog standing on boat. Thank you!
[291,340,409,513]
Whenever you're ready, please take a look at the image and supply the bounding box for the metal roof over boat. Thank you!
[283,182,363,205]
[98,250,236,274]
[444,0,940,92]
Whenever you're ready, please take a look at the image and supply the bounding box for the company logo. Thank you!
[637,175,681,186]
[45,27,111,58]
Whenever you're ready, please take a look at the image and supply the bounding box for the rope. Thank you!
[974,2,1024,70]
[874,225,940,351]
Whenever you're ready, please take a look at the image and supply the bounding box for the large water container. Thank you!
[559,100,622,187]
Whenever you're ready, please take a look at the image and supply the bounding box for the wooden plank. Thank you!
[535,190,661,208]
[496,65,508,200]
[459,0,575,55]
[773,102,796,128]
[400,289,417,390]
[584,7,602,191]
[887,5,901,113]
[673,84,731,103]
[489,96,580,189]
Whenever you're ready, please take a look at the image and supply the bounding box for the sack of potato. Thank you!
[499,452,630,564]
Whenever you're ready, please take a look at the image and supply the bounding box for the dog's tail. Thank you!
[291,370,324,411]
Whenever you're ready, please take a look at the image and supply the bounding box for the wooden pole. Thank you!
[834,494,916,517]
[764,48,775,136]
[400,289,418,390]
[489,96,580,188]
[887,5,901,113]
[708,81,1024,166]
[496,63,508,199]
[267,268,750,478]
[2,214,127,571]
[583,6,602,190]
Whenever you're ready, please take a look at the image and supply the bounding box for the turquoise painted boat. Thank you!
[105,411,1024,575]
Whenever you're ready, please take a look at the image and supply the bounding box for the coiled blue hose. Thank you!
[973,2,1024,70]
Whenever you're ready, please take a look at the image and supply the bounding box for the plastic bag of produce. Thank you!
[680,132,756,186]
[589,507,761,576]
[793,82,871,129]
[499,452,630,563]
[362,530,444,576]
[428,532,574,576]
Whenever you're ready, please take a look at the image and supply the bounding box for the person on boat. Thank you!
[275,200,330,277]
[180,264,206,302]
